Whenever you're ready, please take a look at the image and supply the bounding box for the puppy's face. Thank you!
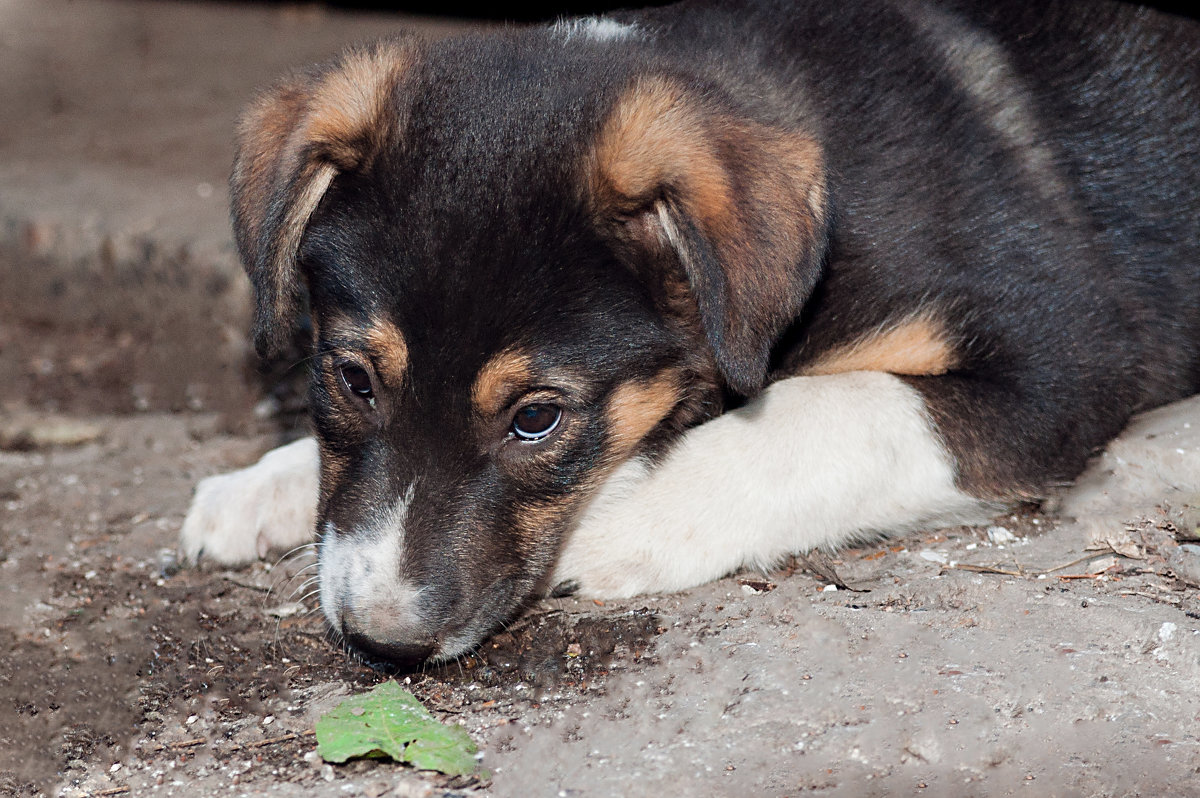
[232,33,827,664]
[302,161,709,663]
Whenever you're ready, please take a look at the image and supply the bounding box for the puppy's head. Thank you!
[232,31,827,665]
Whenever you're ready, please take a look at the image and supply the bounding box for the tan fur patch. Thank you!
[306,43,413,170]
[590,76,825,244]
[587,76,827,392]
[233,80,312,252]
[315,313,409,388]
[606,371,680,457]
[472,351,536,417]
[506,370,680,559]
[364,320,409,388]
[512,499,572,552]
[237,40,413,247]
[317,439,349,511]
[271,161,337,303]
[799,318,957,377]
[232,41,417,356]
[591,77,731,231]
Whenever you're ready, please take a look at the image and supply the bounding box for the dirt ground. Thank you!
[2,1,1200,796]
[3,290,1200,797]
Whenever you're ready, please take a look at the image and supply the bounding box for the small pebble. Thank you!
[987,526,1017,545]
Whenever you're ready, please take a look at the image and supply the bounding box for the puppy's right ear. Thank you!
[587,76,829,396]
[230,41,415,358]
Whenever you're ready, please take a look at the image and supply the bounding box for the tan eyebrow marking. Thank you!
[472,350,536,417]
[605,370,681,457]
[364,319,409,388]
[317,313,409,389]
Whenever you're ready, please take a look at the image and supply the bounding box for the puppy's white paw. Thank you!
[179,436,320,565]
[552,456,665,598]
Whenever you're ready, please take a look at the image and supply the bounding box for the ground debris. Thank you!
[0,415,105,450]
[792,550,869,592]
[3,410,1200,796]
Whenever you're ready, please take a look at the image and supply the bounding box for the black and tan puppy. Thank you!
[182,0,1200,666]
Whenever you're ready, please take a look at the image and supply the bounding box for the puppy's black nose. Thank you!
[344,630,435,670]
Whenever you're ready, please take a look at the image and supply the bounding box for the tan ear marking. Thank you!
[265,160,337,319]
[232,38,416,357]
[591,77,731,231]
[306,44,413,170]
[587,76,828,394]
[606,370,681,457]
[799,316,958,377]
[233,81,313,255]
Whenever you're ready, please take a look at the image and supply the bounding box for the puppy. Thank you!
[182,0,1200,666]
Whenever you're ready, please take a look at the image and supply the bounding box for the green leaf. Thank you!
[314,681,480,776]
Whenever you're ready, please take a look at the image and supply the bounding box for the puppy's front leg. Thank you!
[554,371,993,598]
[180,436,320,564]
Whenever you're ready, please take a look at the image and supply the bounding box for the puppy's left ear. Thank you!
[589,77,829,395]
[230,41,414,358]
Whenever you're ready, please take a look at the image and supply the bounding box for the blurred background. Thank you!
[239,0,663,20]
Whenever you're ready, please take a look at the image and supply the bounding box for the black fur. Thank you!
[237,0,1200,663]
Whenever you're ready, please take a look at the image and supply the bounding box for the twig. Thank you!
[221,576,273,593]
[224,730,315,753]
[1040,552,1113,574]
[86,789,130,797]
[1121,590,1182,605]
[954,546,1127,580]
[951,563,1024,577]
[144,737,207,754]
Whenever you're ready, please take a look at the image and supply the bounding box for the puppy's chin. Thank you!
[426,575,527,662]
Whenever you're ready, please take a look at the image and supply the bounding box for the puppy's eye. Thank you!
[338,363,375,406]
[511,404,561,441]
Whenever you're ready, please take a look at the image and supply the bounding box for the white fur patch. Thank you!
[554,372,993,597]
[553,17,640,42]
[179,436,319,564]
[319,485,424,638]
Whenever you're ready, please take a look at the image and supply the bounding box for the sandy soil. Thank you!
[2,360,1200,797]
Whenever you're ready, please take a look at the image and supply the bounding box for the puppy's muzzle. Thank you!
[331,587,439,668]
[319,518,441,666]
